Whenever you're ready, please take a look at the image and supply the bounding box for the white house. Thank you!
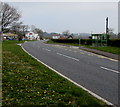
[52,34,61,39]
[25,32,40,40]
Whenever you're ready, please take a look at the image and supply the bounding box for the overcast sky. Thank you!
[8,2,118,34]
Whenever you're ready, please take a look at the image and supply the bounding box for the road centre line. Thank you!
[42,48,51,52]
[56,52,79,61]
[101,66,119,74]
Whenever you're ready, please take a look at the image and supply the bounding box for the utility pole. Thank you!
[106,17,109,35]
[106,17,109,46]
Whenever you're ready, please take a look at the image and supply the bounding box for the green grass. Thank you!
[85,46,120,55]
[46,40,120,55]
[2,40,109,106]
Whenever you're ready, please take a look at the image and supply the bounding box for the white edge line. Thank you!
[89,53,118,62]
[21,45,114,106]
[101,66,119,74]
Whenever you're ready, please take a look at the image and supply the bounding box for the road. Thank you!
[22,41,119,106]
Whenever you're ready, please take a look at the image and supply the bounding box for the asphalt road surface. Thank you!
[22,41,119,106]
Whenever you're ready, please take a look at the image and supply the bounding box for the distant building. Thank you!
[2,33,18,40]
[52,34,61,39]
[25,32,40,40]
[67,35,74,39]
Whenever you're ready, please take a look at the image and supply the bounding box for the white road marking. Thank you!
[42,48,51,52]
[56,53,79,61]
[78,50,118,62]
[17,44,22,46]
[97,55,108,59]
[101,66,119,74]
[80,52,85,54]
[106,58,118,62]
[92,54,118,62]
[70,46,79,49]
[50,44,118,62]
[88,54,94,56]
[21,45,114,106]
[74,51,77,53]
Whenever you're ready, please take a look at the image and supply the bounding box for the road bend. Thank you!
[22,41,119,106]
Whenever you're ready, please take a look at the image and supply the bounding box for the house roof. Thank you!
[3,33,18,37]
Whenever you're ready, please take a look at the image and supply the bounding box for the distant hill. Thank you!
[43,32,52,38]
[43,32,91,39]
[74,33,91,39]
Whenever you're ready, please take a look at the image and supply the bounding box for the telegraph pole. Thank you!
[106,17,109,46]
[106,17,109,35]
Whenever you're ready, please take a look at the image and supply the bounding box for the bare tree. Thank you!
[0,2,21,32]
[31,25,36,31]
[62,30,70,37]
[108,28,114,34]
[32,28,44,40]
[20,24,29,36]
[10,22,23,33]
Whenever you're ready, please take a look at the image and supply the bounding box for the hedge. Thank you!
[108,39,120,47]
[51,39,120,47]
[51,39,92,45]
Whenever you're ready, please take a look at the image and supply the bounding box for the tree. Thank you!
[20,24,29,36]
[10,22,23,33]
[0,2,21,32]
[32,28,44,40]
[108,28,114,34]
[108,28,117,39]
[62,30,70,37]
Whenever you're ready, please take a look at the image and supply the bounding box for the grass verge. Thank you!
[85,46,120,55]
[46,40,120,55]
[2,40,109,106]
